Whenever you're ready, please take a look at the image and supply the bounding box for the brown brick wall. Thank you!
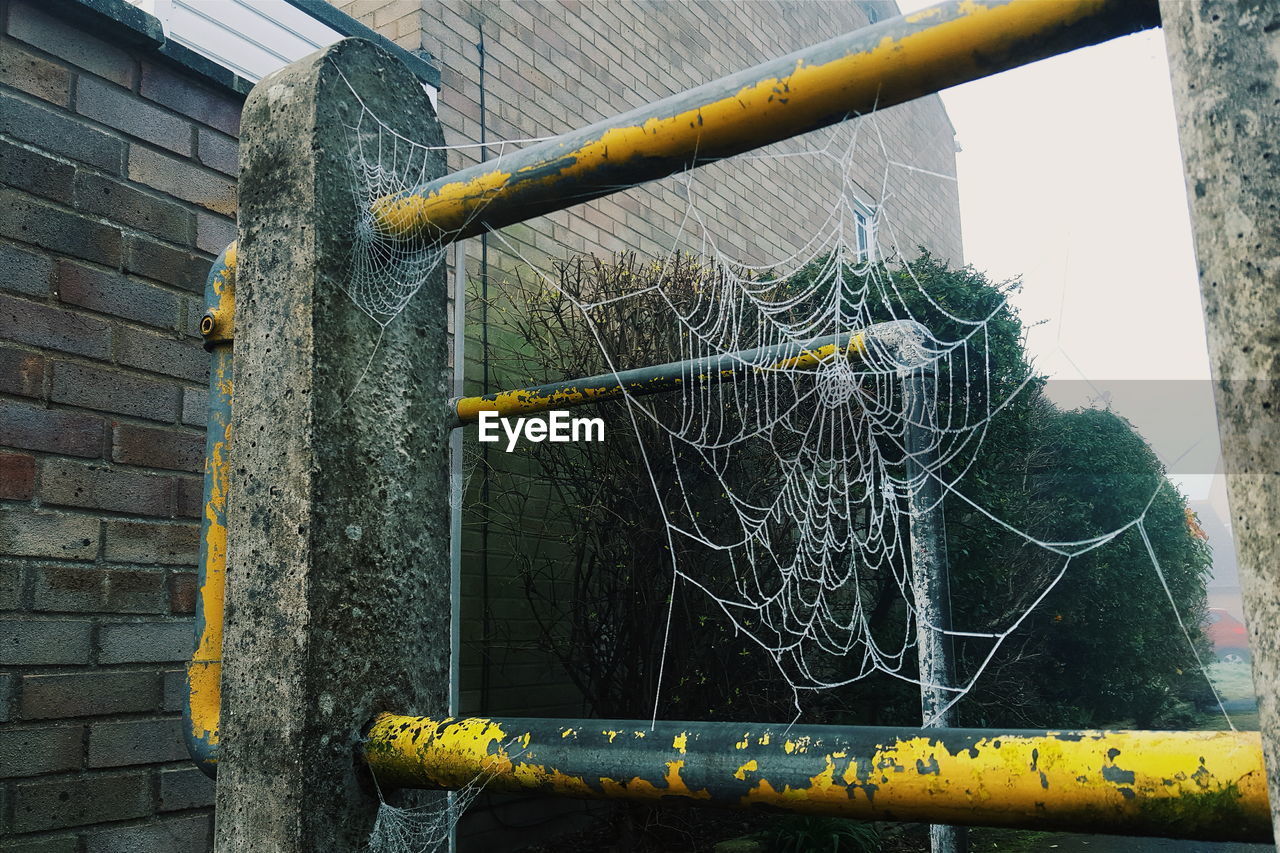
[0,0,230,845]
[341,0,961,266]
[334,0,963,726]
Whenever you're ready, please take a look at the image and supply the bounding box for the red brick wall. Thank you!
[0,0,237,845]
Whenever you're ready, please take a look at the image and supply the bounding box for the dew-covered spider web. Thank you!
[332,62,1232,853]
[365,737,527,853]
[365,783,477,853]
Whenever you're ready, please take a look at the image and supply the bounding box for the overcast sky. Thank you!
[888,11,1221,498]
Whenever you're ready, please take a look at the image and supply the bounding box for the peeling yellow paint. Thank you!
[191,0,1162,789]
[364,714,1268,840]
[513,762,549,786]
[200,243,237,345]
[808,755,845,800]
[187,244,236,758]
[367,0,1129,246]
[454,334,867,424]
[599,761,713,802]
[547,768,595,796]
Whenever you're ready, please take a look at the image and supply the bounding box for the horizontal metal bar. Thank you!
[364,714,1268,841]
[371,0,1159,244]
[452,329,870,426]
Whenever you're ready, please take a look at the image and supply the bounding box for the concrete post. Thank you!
[1159,0,1280,843]
[215,38,451,850]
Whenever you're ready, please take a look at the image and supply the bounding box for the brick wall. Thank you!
[0,0,237,846]
[339,0,962,267]
[335,0,963,726]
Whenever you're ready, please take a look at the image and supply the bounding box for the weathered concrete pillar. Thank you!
[215,39,450,850]
[1160,0,1280,842]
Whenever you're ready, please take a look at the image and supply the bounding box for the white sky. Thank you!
[890,10,1222,499]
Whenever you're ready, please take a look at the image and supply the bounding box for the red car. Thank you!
[1205,608,1250,663]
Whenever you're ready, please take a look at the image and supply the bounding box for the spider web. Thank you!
[365,738,526,853]
[332,59,1231,740]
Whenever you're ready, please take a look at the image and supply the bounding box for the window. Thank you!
[851,197,876,263]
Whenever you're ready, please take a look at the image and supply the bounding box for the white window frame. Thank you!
[851,196,877,263]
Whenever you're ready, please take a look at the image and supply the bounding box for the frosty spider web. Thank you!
[333,70,1231,732]
[366,785,475,853]
[332,61,557,328]
[365,738,527,853]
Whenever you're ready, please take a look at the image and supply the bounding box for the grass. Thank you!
[1191,660,1260,731]
[1194,708,1260,731]
[966,829,1056,852]
[1206,661,1258,705]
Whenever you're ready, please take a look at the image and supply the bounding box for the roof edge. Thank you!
[45,0,438,98]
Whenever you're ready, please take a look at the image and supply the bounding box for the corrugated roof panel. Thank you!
[125,0,438,102]
[165,0,340,80]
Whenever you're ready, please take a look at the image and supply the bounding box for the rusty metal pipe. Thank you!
[451,320,929,427]
[451,327,876,426]
[365,714,1269,841]
[372,0,1159,244]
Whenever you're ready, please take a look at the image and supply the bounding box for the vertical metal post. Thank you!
[448,239,467,853]
[904,365,965,853]
[1160,1,1280,843]
[186,246,236,776]
[216,39,451,851]
[450,240,466,717]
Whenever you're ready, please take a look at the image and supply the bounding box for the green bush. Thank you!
[753,816,880,853]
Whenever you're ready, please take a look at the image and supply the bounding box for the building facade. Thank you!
[0,0,960,847]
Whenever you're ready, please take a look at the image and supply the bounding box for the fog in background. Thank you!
[888,16,1221,502]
